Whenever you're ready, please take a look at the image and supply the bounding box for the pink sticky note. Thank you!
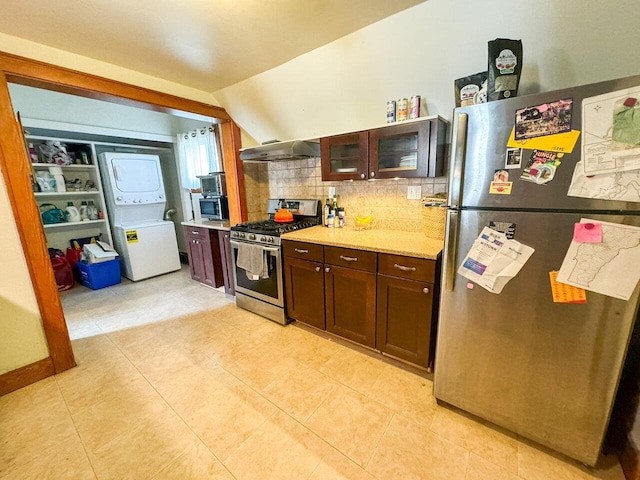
[574,222,602,243]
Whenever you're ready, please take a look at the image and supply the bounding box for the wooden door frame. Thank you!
[0,51,246,394]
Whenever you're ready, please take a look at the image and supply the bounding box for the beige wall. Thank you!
[214,0,640,146]
[0,170,49,374]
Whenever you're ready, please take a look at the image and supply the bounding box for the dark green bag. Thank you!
[40,203,67,224]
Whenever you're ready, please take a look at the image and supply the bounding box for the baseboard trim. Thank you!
[0,357,55,396]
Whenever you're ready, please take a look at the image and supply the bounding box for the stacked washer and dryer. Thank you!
[98,152,181,281]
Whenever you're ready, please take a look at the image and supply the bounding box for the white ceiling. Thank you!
[0,0,426,92]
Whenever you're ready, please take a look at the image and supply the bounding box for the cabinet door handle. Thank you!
[315,266,321,272]
[423,287,430,294]
[295,248,309,254]
[360,173,366,179]
[370,171,376,178]
[325,267,330,273]
[394,263,416,272]
[340,255,358,262]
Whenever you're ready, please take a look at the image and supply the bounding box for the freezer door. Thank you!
[449,74,640,212]
[115,222,181,281]
[435,210,640,465]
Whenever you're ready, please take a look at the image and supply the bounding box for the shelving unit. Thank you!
[28,136,113,252]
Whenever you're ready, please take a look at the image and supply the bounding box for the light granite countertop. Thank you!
[282,225,443,260]
[181,220,231,231]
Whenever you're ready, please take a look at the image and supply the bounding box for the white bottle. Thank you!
[65,202,81,223]
[79,201,89,221]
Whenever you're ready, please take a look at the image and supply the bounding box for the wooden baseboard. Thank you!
[621,437,640,480]
[0,357,55,396]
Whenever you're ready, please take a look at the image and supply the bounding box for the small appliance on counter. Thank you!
[197,172,229,221]
[230,198,321,325]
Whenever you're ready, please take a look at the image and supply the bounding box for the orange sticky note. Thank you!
[549,271,587,303]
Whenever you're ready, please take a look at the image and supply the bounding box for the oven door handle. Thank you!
[230,240,279,253]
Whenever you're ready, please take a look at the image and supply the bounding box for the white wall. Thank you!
[214,0,640,146]
[8,84,209,137]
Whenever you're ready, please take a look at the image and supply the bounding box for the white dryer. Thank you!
[99,152,180,281]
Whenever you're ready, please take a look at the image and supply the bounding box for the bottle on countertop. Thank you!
[324,198,331,227]
[338,207,345,228]
[331,198,339,228]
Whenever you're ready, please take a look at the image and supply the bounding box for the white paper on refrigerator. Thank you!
[557,218,640,300]
[458,227,535,294]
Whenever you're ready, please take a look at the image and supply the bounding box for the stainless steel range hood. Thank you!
[239,140,320,162]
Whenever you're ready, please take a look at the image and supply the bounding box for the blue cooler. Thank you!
[77,258,121,290]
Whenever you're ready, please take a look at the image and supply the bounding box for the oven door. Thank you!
[230,239,283,307]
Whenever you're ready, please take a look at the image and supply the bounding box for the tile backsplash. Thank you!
[243,158,447,232]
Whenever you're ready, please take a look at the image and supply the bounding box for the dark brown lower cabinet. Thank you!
[376,253,440,370]
[324,246,377,348]
[284,256,325,329]
[376,274,434,368]
[220,231,235,295]
[325,264,377,348]
[283,240,325,329]
[183,226,223,288]
[282,239,440,369]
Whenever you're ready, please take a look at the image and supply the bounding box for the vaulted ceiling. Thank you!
[0,0,426,91]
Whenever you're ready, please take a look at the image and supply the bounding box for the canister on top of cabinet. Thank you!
[397,98,408,121]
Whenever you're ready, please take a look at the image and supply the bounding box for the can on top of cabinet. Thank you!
[386,100,396,123]
[409,95,421,119]
[397,98,408,121]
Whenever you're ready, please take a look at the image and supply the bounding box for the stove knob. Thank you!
[260,236,266,242]
[268,237,274,243]
[249,234,256,240]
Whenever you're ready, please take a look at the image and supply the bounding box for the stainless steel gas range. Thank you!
[230,198,321,325]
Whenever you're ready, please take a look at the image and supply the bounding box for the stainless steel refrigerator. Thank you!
[434,74,640,466]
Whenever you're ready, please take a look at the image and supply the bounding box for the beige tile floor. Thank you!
[0,266,627,479]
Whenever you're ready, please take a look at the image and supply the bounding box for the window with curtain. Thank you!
[176,125,222,190]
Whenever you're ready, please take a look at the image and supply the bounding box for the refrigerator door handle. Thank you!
[444,208,460,291]
[448,112,468,208]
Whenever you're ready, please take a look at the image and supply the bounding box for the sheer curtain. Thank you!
[176,125,222,190]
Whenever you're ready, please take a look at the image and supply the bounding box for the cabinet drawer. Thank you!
[283,240,324,262]
[378,253,436,282]
[184,226,208,240]
[324,246,377,272]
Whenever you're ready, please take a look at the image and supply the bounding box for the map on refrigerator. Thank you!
[567,160,640,202]
[568,85,640,202]
[557,218,640,300]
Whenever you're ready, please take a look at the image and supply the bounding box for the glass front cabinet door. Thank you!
[320,117,446,181]
[320,131,369,181]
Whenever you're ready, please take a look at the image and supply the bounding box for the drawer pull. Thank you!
[394,263,417,272]
[423,287,430,294]
[315,266,321,272]
[340,255,358,262]
[191,231,200,235]
[295,248,309,254]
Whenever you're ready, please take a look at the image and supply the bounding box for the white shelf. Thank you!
[35,191,101,197]
[31,162,96,169]
[43,219,106,229]
[27,134,114,252]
